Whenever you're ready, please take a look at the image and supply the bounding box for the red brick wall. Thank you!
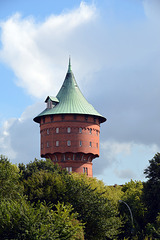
[39,114,101,177]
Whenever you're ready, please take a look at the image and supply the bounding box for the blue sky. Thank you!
[0,0,160,185]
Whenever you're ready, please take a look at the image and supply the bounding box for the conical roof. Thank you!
[34,59,106,123]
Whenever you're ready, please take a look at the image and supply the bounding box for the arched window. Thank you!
[89,128,92,134]
[47,129,49,135]
[67,140,71,146]
[79,127,82,133]
[89,141,92,147]
[67,127,71,133]
[80,140,82,146]
[56,141,59,146]
[56,127,59,133]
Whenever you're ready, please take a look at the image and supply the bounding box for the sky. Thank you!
[0,0,160,185]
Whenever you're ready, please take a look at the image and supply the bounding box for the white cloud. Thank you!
[114,168,136,180]
[0,102,43,164]
[0,2,96,98]
[93,141,160,179]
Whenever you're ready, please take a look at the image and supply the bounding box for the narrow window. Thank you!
[83,167,88,175]
[96,130,98,136]
[47,100,51,109]
[89,128,92,134]
[67,127,71,133]
[56,141,59,147]
[89,141,92,147]
[51,116,54,122]
[56,127,59,133]
[79,127,82,133]
[47,129,49,135]
[67,140,71,146]
[47,142,49,148]
[80,140,82,146]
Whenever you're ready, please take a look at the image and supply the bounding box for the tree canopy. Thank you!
[0,153,160,239]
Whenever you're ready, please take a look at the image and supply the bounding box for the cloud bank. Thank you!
[0,2,96,98]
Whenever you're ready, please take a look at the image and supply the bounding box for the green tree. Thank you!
[19,158,65,180]
[0,155,23,200]
[0,199,84,240]
[143,153,160,223]
[20,159,122,240]
[119,180,146,239]
[23,170,66,204]
[64,174,121,240]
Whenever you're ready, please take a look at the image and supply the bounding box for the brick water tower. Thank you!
[34,59,106,177]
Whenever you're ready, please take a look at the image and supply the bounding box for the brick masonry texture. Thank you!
[39,114,100,177]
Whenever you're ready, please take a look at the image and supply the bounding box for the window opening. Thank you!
[47,99,52,109]
[56,141,59,146]
[67,127,71,133]
[66,167,72,173]
[83,167,88,175]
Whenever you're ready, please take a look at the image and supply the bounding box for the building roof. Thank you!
[45,96,59,103]
[34,59,106,123]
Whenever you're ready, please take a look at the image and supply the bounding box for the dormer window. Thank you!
[45,96,59,109]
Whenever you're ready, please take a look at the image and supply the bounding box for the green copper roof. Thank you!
[34,59,106,123]
[45,96,59,103]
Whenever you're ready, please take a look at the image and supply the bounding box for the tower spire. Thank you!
[68,56,71,73]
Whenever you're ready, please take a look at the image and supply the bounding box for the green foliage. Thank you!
[144,153,160,182]
[0,155,23,200]
[119,180,146,239]
[0,199,84,240]
[59,173,122,240]
[20,160,122,240]
[19,158,65,180]
[23,170,66,204]
[143,153,160,223]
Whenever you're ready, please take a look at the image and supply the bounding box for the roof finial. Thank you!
[68,56,71,73]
